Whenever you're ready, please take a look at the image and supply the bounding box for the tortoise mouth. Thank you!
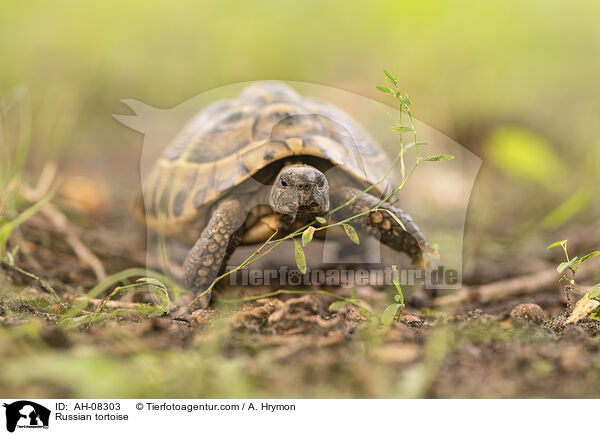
[296,204,323,218]
[279,203,323,222]
[298,203,321,212]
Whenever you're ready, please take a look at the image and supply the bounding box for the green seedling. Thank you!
[381,265,405,326]
[548,239,600,323]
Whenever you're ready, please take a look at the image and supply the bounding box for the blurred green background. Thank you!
[1,0,599,263]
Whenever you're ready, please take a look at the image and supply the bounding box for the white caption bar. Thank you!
[0,398,594,434]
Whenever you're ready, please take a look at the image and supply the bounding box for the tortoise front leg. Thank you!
[331,187,435,268]
[183,198,246,309]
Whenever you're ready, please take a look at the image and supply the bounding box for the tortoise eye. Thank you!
[281,179,289,187]
[317,179,325,188]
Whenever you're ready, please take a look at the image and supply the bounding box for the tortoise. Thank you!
[133,81,435,307]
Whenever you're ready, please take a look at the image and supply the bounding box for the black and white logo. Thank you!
[3,401,50,433]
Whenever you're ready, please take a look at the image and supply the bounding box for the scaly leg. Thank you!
[183,198,246,309]
[331,187,435,268]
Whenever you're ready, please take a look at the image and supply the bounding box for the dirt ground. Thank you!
[1,203,600,399]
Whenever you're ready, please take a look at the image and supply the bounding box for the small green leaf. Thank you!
[357,306,371,317]
[328,300,348,312]
[580,251,599,263]
[588,284,600,300]
[343,224,360,244]
[3,251,15,266]
[376,86,391,94]
[351,289,357,299]
[294,238,307,274]
[547,240,568,250]
[557,257,578,274]
[302,226,315,246]
[390,125,414,133]
[315,216,327,224]
[379,208,407,231]
[384,70,397,84]
[422,154,455,162]
[381,303,402,326]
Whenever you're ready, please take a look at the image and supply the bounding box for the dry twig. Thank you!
[435,266,598,307]
[39,204,107,282]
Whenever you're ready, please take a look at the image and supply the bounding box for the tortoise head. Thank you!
[270,164,329,222]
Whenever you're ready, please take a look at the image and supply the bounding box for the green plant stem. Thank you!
[66,267,181,318]
[1,258,61,303]
[0,186,56,257]
[92,281,171,317]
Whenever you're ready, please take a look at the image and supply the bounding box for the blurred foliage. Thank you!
[0,0,599,139]
[484,127,564,188]
[541,188,590,231]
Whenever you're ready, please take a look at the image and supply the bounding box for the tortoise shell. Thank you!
[135,81,391,241]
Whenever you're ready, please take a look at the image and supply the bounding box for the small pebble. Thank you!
[510,303,545,323]
[399,314,423,327]
[191,309,213,325]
